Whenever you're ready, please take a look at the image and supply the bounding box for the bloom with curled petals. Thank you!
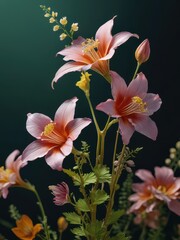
[49,182,69,206]
[128,166,180,216]
[12,214,42,240]
[52,16,138,87]
[96,71,162,145]
[0,150,27,198]
[22,97,91,171]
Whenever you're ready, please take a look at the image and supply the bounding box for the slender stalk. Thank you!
[139,223,146,240]
[27,184,50,240]
[132,62,140,80]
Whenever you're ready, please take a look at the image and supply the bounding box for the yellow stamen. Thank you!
[43,123,55,137]
[82,38,99,54]
[0,167,14,183]
[157,185,167,194]
[131,96,147,112]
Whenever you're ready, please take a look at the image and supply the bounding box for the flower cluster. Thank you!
[0,3,179,240]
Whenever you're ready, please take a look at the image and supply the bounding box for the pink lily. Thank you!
[128,167,180,216]
[96,71,162,145]
[0,150,27,198]
[22,97,91,171]
[52,16,138,86]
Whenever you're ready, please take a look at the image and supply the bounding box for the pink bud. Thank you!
[135,39,150,64]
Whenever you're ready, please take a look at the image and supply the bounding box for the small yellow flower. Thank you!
[71,23,79,32]
[76,72,91,96]
[44,13,50,18]
[57,216,68,233]
[49,17,55,23]
[60,17,68,26]
[59,33,67,41]
[52,11,58,18]
[53,25,60,31]
[12,215,42,240]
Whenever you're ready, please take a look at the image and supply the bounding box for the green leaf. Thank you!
[71,227,86,237]
[85,220,105,238]
[94,165,111,183]
[76,199,90,212]
[63,169,81,186]
[109,232,129,240]
[90,189,109,205]
[63,212,81,225]
[106,209,125,225]
[83,172,97,186]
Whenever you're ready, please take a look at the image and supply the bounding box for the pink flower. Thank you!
[96,71,162,145]
[22,97,91,171]
[0,150,27,198]
[128,167,180,216]
[49,182,69,206]
[52,16,138,86]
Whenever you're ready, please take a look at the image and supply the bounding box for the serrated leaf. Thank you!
[106,209,125,225]
[109,232,129,240]
[90,189,109,205]
[85,220,104,238]
[63,169,81,186]
[94,165,111,183]
[71,227,86,237]
[83,172,97,186]
[76,199,90,212]
[63,212,81,224]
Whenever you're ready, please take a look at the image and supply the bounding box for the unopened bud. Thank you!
[59,33,67,41]
[135,39,150,65]
[176,141,180,149]
[126,160,135,167]
[57,217,68,232]
[165,158,171,165]
[169,148,176,153]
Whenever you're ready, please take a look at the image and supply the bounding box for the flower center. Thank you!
[43,122,55,137]
[41,122,66,145]
[157,185,167,194]
[0,167,14,183]
[81,38,100,62]
[119,96,147,116]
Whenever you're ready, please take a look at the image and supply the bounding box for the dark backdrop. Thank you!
[0,0,179,238]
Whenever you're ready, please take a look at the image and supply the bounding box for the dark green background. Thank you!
[0,0,179,238]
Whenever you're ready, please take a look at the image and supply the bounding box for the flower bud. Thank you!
[135,39,150,65]
[57,217,68,232]
[76,72,91,96]
[59,33,67,41]
[71,23,79,32]
[53,25,60,31]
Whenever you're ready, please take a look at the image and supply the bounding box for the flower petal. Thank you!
[54,97,78,128]
[144,93,162,116]
[5,150,20,169]
[118,118,135,145]
[66,118,91,141]
[127,72,148,97]
[131,115,158,141]
[26,113,52,138]
[95,16,115,56]
[110,31,139,50]
[168,200,180,216]
[154,166,174,186]
[110,71,127,100]
[60,138,73,156]
[135,169,155,183]
[22,140,53,162]
[45,148,65,171]
[52,62,86,87]
[96,99,118,117]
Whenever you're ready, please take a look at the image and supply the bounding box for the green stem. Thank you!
[132,62,140,80]
[139,224,146,240]
[0,218,13,229]
[27,184,50,240]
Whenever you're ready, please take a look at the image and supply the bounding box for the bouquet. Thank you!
[0,1,179,240]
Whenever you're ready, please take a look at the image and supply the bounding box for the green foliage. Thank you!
[106,209,125,225]
[8,204,21,221]
[63,212,81,225]
[71,226,86,237]
[93,164,111,183]
[108,232,130,240]
[83,172,97,186]
[147,227,166,240]
[76,199,90,212]
[63,168,81,186]
[90,189,109,205]
[85,220,105,238]
[117,147,143,162]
